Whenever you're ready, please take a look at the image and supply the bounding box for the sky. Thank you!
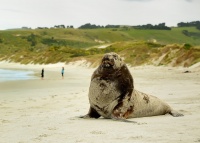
[0,0,199,30]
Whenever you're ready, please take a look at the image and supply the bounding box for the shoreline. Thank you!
[0,61,200,143]
[0,60,199,83]
[0,69,37,82]
[0,60,94,82]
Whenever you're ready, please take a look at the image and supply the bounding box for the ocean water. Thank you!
[0,69,37,82]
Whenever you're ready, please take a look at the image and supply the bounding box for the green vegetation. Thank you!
[177,21,200,30]
[0,27,200,67]
[133,23,171,30]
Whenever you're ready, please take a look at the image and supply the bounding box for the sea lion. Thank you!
[81,52,183,121]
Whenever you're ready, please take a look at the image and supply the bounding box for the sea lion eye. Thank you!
[113,55,117,60]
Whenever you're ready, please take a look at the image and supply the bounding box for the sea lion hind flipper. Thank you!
[169,110,184,117]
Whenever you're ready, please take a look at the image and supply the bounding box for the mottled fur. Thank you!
[81,52,183,121]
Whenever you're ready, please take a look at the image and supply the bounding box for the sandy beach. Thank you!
[0,61,200,143]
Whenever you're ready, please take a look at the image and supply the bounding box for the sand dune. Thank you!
[0,61,200,143]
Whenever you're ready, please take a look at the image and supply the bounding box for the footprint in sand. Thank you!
[194,139,200,142]
[28,98,36,102]
[129,136,143,139]
[47,127,57,130]
[39,134,48,137]
[90,130,105,135]
[137,122,147,125]
[50,95,57,98]
[0,119,11,123]
[0,102,7,106]
[22,125,31,128]
[33,134,49,141]
[75,139,85,142]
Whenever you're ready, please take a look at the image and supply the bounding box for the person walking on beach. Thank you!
[61,67,64,79]
[41,68,44,79]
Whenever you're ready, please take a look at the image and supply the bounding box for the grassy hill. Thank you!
[0,27,200,67]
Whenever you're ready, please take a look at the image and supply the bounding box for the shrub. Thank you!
[183,43,192,50]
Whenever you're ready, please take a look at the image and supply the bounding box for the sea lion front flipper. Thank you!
[80,106,101,119]
[169,110,184,117]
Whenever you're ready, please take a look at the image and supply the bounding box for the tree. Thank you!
[54,25,65,28]
[134,23,171,30]
[79,23,103,29]
[177,21,200,28]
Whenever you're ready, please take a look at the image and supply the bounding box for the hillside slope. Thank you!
[0,27,200,66]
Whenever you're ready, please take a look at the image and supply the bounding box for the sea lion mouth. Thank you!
[101,58,114,69]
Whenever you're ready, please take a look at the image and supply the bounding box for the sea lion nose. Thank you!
[103,61,110,67]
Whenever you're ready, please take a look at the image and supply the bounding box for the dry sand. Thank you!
[0,61,200,143]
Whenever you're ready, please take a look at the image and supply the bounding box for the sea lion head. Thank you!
[100,52,124,72]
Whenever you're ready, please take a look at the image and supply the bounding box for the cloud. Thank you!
[0,9,28,14]
[123,0,194,2]
[185,0,193,2]
[123,0,153,1]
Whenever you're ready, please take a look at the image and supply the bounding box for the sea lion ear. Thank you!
[113,55,123,69]
[120,59,125,67]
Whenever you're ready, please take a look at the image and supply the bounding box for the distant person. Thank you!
[61,67,64,79]
[41,68,44,79]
